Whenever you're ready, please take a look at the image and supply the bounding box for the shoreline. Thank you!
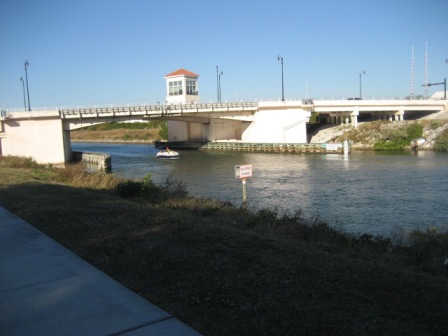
[71,139,436,152]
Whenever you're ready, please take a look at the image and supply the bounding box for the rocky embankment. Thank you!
[310,112,448,150]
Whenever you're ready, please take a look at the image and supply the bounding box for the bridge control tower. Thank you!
[164,68,199,104]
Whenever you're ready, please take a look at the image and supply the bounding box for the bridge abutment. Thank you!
[0,110,71,166]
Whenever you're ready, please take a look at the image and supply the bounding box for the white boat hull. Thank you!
[156,150,179,159]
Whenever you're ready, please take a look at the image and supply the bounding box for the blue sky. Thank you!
[1,0,447,109]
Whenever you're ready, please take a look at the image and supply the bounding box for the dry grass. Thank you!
[1,157,447,336]
[71,129,159,142]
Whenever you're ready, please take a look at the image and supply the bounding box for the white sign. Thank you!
[325,143,340,151]
[234,164,253,179]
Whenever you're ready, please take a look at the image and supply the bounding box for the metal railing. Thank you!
[59,102,259,119]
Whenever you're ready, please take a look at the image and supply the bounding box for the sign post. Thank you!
[234,164,253,203]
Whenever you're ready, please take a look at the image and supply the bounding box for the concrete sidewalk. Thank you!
[0,207,202,336]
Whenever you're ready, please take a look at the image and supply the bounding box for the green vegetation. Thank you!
[336,120,448,151]
[373,122,423,150]
[1,156,447,335]
[158,121,168,140]
[434,128,448,151]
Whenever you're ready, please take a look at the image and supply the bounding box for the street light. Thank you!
[359,70,365,99]
[216,66,219,102]
[277,55,284,101]
[24,60,31,111]
[20,77,26,110]
[218,70,223,103]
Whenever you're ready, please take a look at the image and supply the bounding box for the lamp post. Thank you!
[24,60,31,111]
[218,70,223,103]
[277,55,284,101]
[20,77,27,110]
[359,70,365,99]
[216,66,219,102]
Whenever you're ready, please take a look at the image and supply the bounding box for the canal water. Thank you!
[72,143,448,238]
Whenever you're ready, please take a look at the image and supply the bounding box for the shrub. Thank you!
[115,180,145,198]
[405,228,448,268]
[0,156,40,169]
[374,122,423,150]
[433,128,448,151]
[434,139,448,151]
[405,123,423,139]
[430,120,441,130]
[158,122,168,140]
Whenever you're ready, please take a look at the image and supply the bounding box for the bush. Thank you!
[158,122,168,140]
[433,128,448,151]
[405,228,448,267]
[434,139,448,151]
[0,156,40,169]
[405,123,423,140]
[115,174,188,203]
[374,122,423,150]
[115,180,145,198]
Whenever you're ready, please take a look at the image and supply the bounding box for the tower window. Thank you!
[186,80,197,95]
[169,81,183,96]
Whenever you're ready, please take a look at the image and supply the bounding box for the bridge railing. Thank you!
[59,102,259,119]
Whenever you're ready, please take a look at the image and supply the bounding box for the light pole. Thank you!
[20,77,27,110]
[359,70,365,99]
[277,55,284,101]
[216,66,220,103]
[24,60,31,111]
[218,70,223,103]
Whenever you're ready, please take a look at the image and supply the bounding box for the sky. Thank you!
[1,0,447,109]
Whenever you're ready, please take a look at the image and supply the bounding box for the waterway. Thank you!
[72,143,448,238]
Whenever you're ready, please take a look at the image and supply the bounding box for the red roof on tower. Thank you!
[164,68,199,78]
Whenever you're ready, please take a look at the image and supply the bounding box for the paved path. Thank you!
[0,207,202,336]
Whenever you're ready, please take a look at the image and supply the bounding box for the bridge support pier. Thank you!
[350,108,359,127]
[0,110,70,165]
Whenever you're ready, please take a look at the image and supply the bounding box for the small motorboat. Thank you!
[156,147,179,159]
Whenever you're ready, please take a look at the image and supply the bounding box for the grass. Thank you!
[71,121,167,142]
[1,156,448,335]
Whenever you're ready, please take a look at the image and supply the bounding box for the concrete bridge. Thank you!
[308,98,447,126]
[0,98,446,166]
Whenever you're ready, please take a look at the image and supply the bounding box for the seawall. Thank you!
[71,151,111,172]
